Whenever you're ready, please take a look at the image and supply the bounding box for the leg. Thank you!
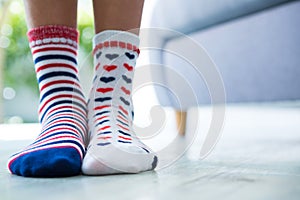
[82,0,158,175]
[93,0,144,35]
[23,0,77,28]
[7,0,87,177]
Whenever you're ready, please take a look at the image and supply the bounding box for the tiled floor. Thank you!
[1,102,300,200]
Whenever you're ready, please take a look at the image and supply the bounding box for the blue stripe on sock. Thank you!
[45,114,86,129]
[38,71,78,83]
[117,119,128,127]
[93,111,110,117]
[26,140,85,155]
[141,147,150,153]
[34,130,79,145]
[118,140,132,144]
[11,139,84,158]
[118,130,131,137]
[47,116,86,139]
[97,131,112,135]
[46,109,86,124]
[40,100,86,123]
[118,111,127,119]
[40,122,82,137]
[97,142,111,146]
[40,87,84,103]
[46,115,81,125]
[34,54,77,65]
[95,119,109,126]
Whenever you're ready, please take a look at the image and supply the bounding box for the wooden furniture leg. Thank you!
[176,110,187,136]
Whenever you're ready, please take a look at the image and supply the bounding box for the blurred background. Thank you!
[0,0,96,123]
[0,0,159,126]
[0,0,299,124]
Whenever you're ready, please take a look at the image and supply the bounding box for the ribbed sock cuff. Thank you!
[93,30,140,54]
[27,25,78,48]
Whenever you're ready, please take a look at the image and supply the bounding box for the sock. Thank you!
[7,25,87,177]
[82,30,158,175]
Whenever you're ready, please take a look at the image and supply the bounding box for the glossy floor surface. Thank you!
[1,103,300,200]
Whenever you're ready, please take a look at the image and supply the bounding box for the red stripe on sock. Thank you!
[97,126,111,131]
[41,119,83,134]
[40,80,80,92]
[94,105,110,111]
[93,41,140,55]
[117,115,129,124]
[104,41,109,47]
[46,113,86,124]
[39,94,86,114]
[44,106,86,124]
[44,105,87,122]
[118,135,132,141]
[37,126,81,141]
[119,42,126,48]
[32,47,77,56]
[110,41,118,47]
[33,135,80,149]
[94,115,109,123]
[36,63,78,73]
[119,105,128,116]
[97,136,112,140]
[42,118,86,137]
[127,43,133,50]
[117,124,130,132]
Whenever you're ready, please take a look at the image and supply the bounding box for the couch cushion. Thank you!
[161,1,300,106]
[150,0,294,34]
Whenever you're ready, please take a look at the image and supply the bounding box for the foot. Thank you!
[7,25,87,177]
[82,30,158,175]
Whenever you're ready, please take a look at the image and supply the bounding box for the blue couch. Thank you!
[148,0,300,109]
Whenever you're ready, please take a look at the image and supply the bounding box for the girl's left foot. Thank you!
[82,30,158,175]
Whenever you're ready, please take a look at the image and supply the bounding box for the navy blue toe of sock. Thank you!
[9,147,82,177]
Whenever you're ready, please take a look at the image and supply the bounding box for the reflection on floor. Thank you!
[1,102,300,200]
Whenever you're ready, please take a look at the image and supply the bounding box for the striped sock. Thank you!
[82,30,158,175]
[7,25,87,177]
